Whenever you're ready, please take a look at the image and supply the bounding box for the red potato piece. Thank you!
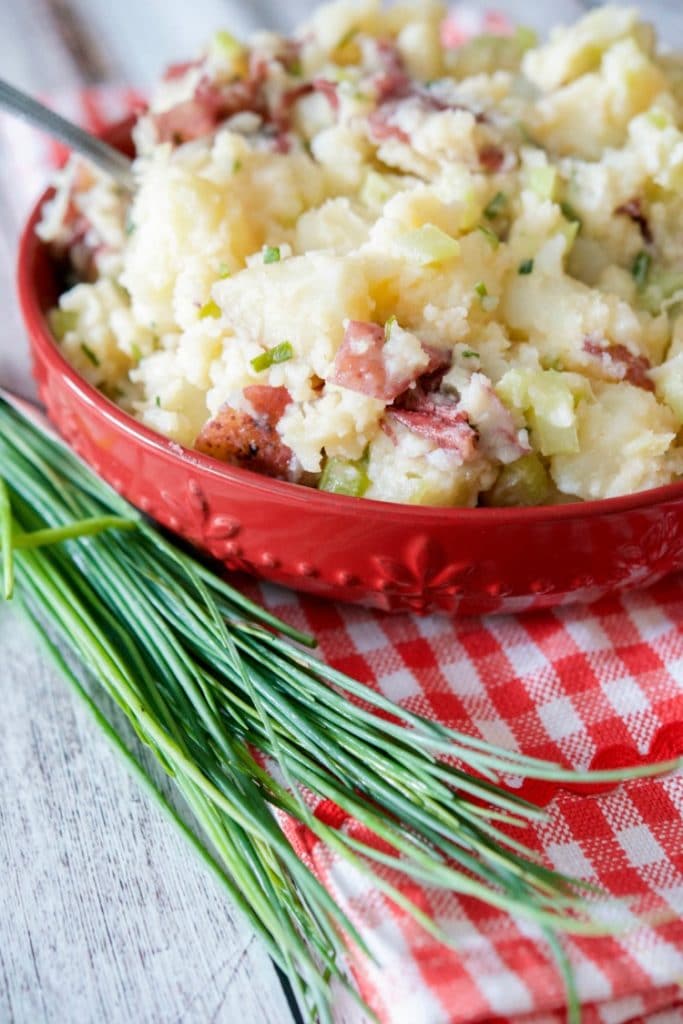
[195,387,295,479]
[330,321,431,402]
[458,373,530,464]
[615,197,652,244]
[163,60,202,82]
[583,339,654,392]
[153,75,265,144]
[274,79,340,133]
[154,98,219,144]
[367,106,410,144]
[389,381,479,460]
[243,385,292,424]
[478,143,506,172]
[389,405,478,460]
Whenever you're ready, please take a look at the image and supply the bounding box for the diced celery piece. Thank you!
[319,457,369,497]
[496,369,580,456]
[211,30,244,61]
[514,26,538,52]
[640,269,683,314]
[527,165,557,201]
[484,453,550,507]
[397,224,460,266]
[647,109,672,129]
[199,299,221,320]
[49,308,78,340]
[361,171,399,208]
[448,31,536,77]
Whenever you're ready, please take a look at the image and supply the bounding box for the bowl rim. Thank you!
[18,152,683,526]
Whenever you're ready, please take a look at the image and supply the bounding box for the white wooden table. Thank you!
[0,2,679,1022]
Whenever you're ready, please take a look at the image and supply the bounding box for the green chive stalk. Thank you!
[0,396,677,1022]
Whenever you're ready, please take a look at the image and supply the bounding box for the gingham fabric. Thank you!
[3,11,683,1022]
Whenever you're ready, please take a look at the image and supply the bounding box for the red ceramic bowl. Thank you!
[17,120,683,615]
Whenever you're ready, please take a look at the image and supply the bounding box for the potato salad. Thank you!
[41,1,683,506]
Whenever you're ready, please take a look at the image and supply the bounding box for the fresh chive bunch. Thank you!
[0,397,676,1023]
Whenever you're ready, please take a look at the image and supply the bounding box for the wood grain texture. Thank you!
[0,608,296,1024]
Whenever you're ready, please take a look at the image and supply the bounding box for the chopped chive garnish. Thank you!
[199,299,221,320]
[560,202,582,230]
[484,191,507,220]
[337,26,358,48]
[263,245,281,264]
[131,343,142,362]
[477,224,500,250]
[0,478,13,600]
[49,308,78,340]
[462,349,479,359]
[632,250,651,289]
[384,315,397,339]
[218,262,232,279]
[518,259,534,275]
[474,281,488,298]
[288,57,303,76]
[81,344,100,367]
[155,395,161,407]
[233,159,243,174]
[251,341,294,373]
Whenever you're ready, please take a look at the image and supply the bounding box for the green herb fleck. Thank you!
[250,341,294,373]
[484,191,507,220]
[80,344,100,367]
[384,315,397,340]
[131,343,142,363]
[560,202,582,230]
[263,245,281,264]
[462,349,479,359]
[155,395,161,407]
[477,224,500,250]
[49,308,78,340]
[233,159,243,174]
[288,57,303,77]
[632,250,651,289]
[218,262,232,279]
[474,281,488,298]
[518,259,534,275]
[337,26,358,49]
[199,299,221,320]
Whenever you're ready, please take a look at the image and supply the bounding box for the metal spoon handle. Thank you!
[0,78,135,191]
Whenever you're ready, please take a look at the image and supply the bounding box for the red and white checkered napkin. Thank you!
[3,10,683,1020]
[259,579,683,1024]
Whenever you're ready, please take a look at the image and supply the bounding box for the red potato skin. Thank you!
[583,339,654,392]
[195,387,296,479]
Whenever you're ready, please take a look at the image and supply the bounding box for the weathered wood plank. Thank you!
[0,607,297,1024]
